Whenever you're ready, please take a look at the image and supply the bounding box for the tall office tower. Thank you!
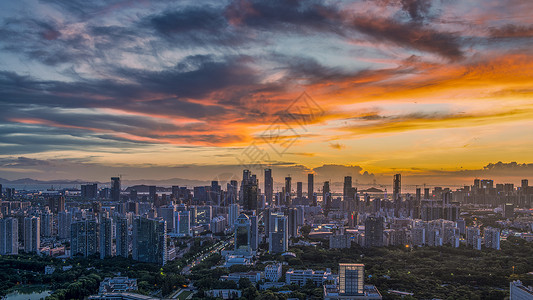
[442,191,452,206]
[296,182,303,199]
[504,203,514,219]
[287,207,299,238]
[158,205,176,232]
[269,215,288,253]
[284,176,292,206]
[58,211,72,239]
[228,203,239,228]
[81,183,98,199]
[70,219,98,257]
[132,217,167,265]
[484,227,501,250]
[228,180,238,204]
[193,205,212,225]
[116,217,129,258]
[250,215,259,251]
[24,216,40,254]
[264,169,273,205]
[364,216,384,247]
[481,179,494,189]
[308,173,315,205]
[415,188,421,203]
[242,171,259,212]
[323,181,331,210]
[174,211,191,236]
[339,264,364,296]
[6,187,15,199]
[40,210,53,237]
[111,177,121,202]
[148,186,157,203]
[171,186,180,199]
[393,174,401,201]
[522,179,529,191]
[424,188,430,199]
[473,179,481,189]
[343,176,352,200]
[99,216,113,258]
[0,218,18,255]
[234,214,252,254]
[48,196,65,214]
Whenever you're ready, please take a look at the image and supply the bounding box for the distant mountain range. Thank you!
[0,177,212,188]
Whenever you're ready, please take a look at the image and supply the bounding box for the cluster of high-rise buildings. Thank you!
[0,172,531,266]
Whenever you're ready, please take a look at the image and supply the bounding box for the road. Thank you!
[180,237,233,275]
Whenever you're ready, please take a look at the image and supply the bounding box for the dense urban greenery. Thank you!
[289,236,533,300]
[1,236,531,300]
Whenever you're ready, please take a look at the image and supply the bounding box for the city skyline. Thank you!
[1,1,532,185]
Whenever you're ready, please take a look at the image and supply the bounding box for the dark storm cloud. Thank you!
[225,0,341,33]
[349,15,463,60]
[489,24,533,38]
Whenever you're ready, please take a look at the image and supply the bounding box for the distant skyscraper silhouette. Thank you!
[393,174,401,201]
[308,173,315,206]
[111,177,121,202]
[265,169,273,205]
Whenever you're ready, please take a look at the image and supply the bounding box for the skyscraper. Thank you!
[284,176,292,206]
[70,219,98,257]
[364,216,384,247]
[234,214,251,254]
[99,216,113,258]
[308,173,315,206]
[116,217,129,258]
[323,181,331,210]
[40,210,53,237]
[250,215,259,252]
[81,183,98,199]
[287,207,299,238]
[111,177,121,202]
[296,182,303,199]
[0,217,18,255]
[149,186,157,203]
[393,174,401,201]
[174,211,191,236]
[24,216,40,254]
[269,215,288,254]
[339,264,364,295]
[265,169,273,205]
[242,171,259,212]
[343,176,352,201]
[58,211,72,240]
[132,217,167,265]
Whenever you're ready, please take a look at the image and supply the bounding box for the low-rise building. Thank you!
[264,263,283,282]
[223,271,262,284]
[206,289,241,299]
[286,268,333,287]
[99,277,138,294]
[510,280,533,300]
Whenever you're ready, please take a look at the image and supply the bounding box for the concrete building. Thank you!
[510,280,533,300]
[132,217,167,265]
[99,277,138,294]
[264,263,282,282]
[330,234,351,249]
[0,217,18,255]
[484,227,501,250]
[286,268,333,287]
[24,216,40,254]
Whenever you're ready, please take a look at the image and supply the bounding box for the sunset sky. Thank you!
[0,0,532,187]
